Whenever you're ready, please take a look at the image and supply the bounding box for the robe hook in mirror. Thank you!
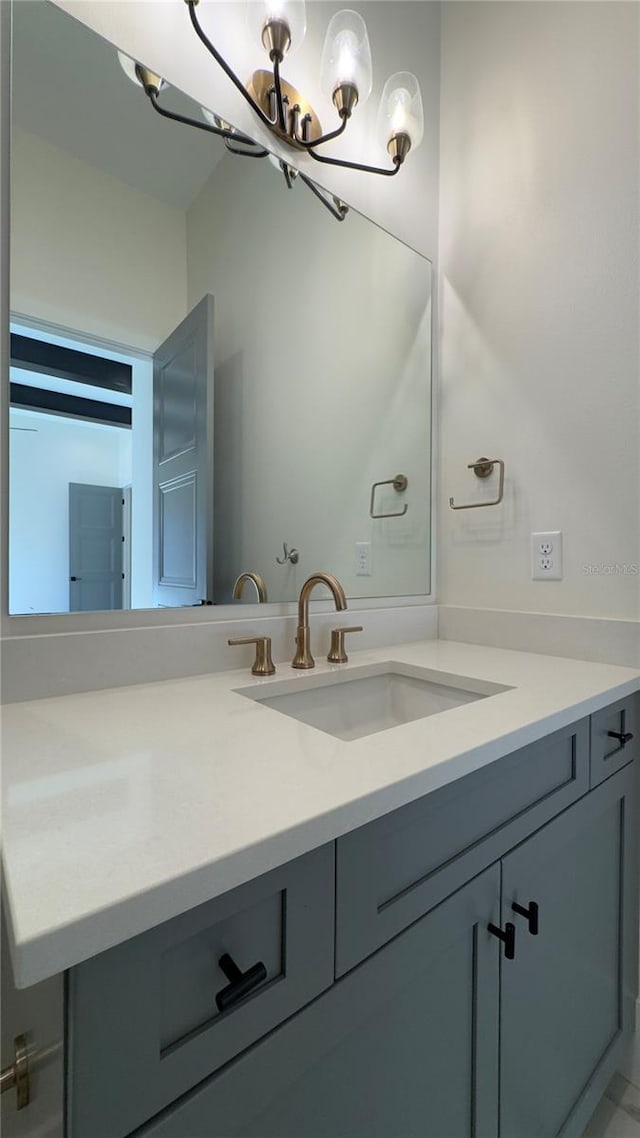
[276,542,299,565]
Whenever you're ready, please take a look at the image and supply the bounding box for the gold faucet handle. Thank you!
[228,636,276,676]
[327,626,363,665]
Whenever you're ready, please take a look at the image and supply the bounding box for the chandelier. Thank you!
[118,1,424,220]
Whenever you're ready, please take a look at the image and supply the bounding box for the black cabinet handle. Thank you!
[512,900,539,936]
[488,921,516,960]
[70,576,82,582]
[607,731,633,746]
[215,953,267,1013]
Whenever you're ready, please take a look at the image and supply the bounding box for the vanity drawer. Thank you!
[590,694,639,786]
[336,719,589,975]
[67,844,334,1138]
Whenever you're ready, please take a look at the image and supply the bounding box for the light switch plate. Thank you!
[355,542,372,576]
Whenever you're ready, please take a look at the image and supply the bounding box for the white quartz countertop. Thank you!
[2,639,639,988]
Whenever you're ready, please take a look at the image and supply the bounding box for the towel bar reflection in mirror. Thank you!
[370,474,409,519]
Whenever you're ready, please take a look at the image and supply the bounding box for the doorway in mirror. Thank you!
[8,320,150,614]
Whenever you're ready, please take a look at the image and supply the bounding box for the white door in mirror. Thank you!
[531,531,563,580]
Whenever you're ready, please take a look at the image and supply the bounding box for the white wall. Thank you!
[438,2,640,624]
[187,153,431,603]
[9,408,131,614]
[11,127,187,352]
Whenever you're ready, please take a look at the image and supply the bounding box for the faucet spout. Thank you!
[232,571,268,603]
[293,572,347,669]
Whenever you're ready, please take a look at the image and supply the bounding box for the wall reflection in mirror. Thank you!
[9,1,432,614]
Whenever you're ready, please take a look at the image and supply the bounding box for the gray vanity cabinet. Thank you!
[131,753,638,1138]
[500,763,638,1138]
[55,709,638,1138]
[135,864,502,1138]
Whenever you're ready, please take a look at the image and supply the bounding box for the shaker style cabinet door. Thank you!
[137,865,501,1138]
[500,764,638,1138]
[68,846,335,1138]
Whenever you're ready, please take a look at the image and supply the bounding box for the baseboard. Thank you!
[619,999,640,1090]
[562,1027,636,1138]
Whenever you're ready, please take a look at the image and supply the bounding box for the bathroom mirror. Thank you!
[8,1,432,615]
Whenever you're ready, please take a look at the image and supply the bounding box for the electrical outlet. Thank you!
[531,532,563,580]
[355,542,372,576]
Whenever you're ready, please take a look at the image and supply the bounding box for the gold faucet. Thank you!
[232,571,268,603]
[292,572,347,669]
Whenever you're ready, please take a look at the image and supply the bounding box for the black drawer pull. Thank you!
[512,900,539,936]
[607,731,633,746]
[216,953,267,1013]
[488,921,516,960]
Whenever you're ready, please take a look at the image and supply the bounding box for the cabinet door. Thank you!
[500,764,638,1138]
[68,845,335,1138]
[137,866,501,1138]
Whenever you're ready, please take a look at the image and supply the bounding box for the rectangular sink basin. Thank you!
[238,663,511,742]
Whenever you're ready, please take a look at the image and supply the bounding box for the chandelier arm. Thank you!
[294,113,349,150]
[223,138,269,158]
[186,0,278,129]
[280,163,295,189]
[306,147,402,177]
[271,58,289,132]
[298,172,348,221]
[148,88,259,147]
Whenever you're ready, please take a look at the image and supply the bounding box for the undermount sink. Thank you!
[237,663,511,742]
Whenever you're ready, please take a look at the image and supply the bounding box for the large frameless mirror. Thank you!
[8,1,432,614]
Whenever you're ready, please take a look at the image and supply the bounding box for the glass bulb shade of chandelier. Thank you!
[246,0,307,59]
[320,10,372,113]
[378,72,424,157]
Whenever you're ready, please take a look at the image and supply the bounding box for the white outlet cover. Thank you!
[531,531,563,580]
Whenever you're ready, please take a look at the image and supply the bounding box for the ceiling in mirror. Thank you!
[8,0,432,616]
